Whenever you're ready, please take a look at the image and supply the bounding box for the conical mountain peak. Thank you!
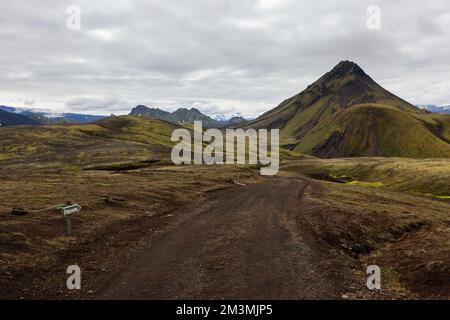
[324,60,368,81]
[245,60,450,159]
[334,60,364,72]
[300,60,376,107]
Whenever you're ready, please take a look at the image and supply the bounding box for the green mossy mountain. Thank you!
[247,61,450,158]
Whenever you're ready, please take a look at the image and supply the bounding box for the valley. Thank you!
[1,61,449,300]
[1,154,448,299]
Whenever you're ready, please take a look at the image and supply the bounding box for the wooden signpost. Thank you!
[61,204,81,236]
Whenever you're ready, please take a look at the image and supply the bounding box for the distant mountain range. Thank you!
[129,105,248,127]
[0,109,42,126]
[417,105,450,114]
[0,106,107,126]
[0,104,249,128]
[246,60,450,158]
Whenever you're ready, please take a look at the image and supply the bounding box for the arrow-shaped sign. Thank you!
[61,204,81,217]
[61,204,81,236]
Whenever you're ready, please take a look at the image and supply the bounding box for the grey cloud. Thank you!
[1,0,450,116]
[65,96,130,113]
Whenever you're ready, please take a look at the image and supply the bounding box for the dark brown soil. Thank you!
[95,178,358,299]
[1,175,448,300]
[1,178,378,300]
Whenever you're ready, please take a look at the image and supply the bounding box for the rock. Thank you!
[102,195,125,205]
[11,208,28,216]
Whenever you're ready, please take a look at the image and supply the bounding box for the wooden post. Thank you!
[66,216,72,236]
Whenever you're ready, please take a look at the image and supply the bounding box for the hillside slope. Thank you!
[0,116,179,164]
[247,61,450,158]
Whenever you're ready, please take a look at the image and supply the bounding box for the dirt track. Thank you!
[94,178,358,299]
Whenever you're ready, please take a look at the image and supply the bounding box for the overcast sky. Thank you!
[1,0,450,117]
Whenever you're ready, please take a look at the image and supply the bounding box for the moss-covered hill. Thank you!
[0,116,179,165]
[246,61,450,158]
